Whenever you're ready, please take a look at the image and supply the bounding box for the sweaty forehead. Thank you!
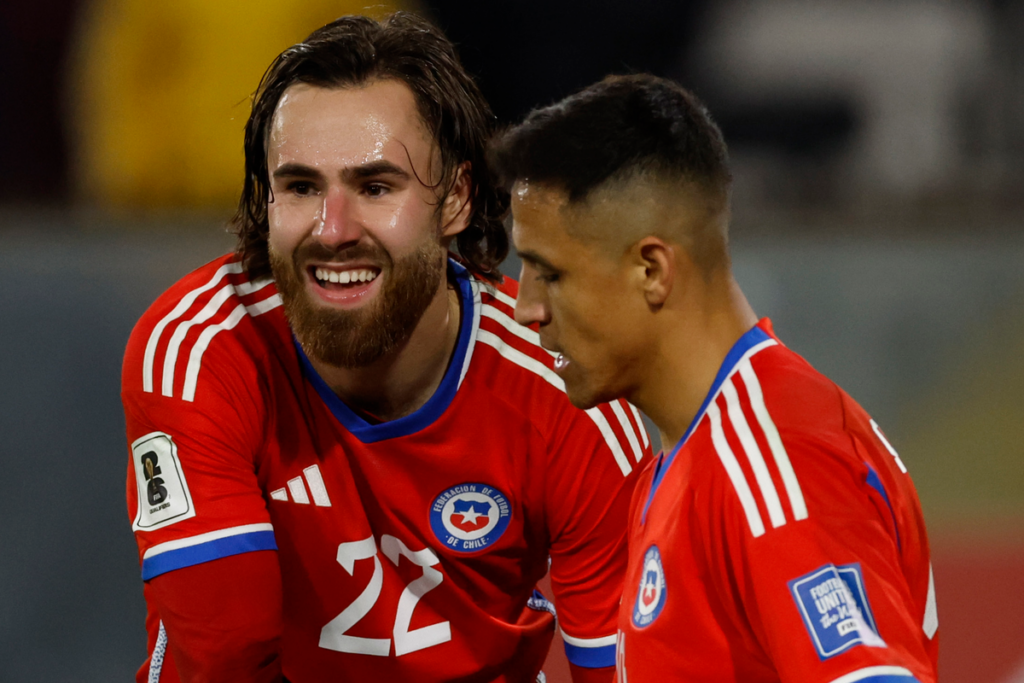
[268,80,435,172]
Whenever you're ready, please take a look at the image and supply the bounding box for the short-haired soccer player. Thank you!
[494,74,938,683]
[121,14,649,683]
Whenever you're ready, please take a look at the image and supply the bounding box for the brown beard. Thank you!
[270,238,446,368]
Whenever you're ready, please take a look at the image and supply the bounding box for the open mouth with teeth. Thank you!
[307,265,383,306]
[312,266,380,288]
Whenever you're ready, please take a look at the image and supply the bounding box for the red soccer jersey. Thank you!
[616,320,938,683]
[122,255,650,682]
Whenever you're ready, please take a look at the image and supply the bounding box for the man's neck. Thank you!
[308,274,463,423]
[635,276,758,451]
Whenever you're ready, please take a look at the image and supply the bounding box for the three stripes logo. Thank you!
[270,465,332,507]
[141,261,282,402]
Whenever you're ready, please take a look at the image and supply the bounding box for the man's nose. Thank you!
[312,188,361,248]
[514,267,549,328]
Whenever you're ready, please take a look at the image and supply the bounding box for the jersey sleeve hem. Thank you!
[561,631,617,668]
[141,523,276,580]
[828,666,919,683]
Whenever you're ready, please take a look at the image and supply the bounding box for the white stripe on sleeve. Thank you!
[181,304,247,402]
[143,262,243,393]
[162,284,235,397]
[143,523,275,560]
[560,631,618,648]
[827,666,916,683]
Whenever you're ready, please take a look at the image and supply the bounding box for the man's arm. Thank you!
[149,551,283,683]
[545,398,652,683]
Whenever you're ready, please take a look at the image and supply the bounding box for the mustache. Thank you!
[293,239,393,268]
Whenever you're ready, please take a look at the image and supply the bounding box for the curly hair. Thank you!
[232,12,509,280]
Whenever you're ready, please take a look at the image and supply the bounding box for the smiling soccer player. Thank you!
[121,15,648,683]
[493,74,938,683]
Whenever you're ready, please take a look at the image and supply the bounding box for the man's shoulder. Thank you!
[469,273,565,403]
[123,253,287,402]
[468,272,649,477]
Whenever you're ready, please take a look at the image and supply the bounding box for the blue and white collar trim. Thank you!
[296,259,478,444]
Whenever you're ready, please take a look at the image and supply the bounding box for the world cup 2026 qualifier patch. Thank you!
[429,483,511,552]
[131,431,196,532]
[789,563,887,659]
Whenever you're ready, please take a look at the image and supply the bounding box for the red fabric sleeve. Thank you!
[569,663,615,683]
[546,399,651,663]
[149,551,284,683]
[707,434,936,683]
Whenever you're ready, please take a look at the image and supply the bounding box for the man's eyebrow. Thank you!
[271,160,412,182]
[517,249,558,272]
[344,160,412,181]
[271,163,322,180]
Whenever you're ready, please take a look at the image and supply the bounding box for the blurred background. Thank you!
[1,0,1022,680]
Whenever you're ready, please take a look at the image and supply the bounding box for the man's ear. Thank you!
[635,236,675,308]
[441,162,473,237]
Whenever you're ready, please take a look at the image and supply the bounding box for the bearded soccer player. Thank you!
[121,14,649,683]
[494,74,938,683]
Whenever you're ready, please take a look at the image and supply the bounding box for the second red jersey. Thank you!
[616,320,937,683]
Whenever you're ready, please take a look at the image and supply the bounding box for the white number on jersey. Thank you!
[319,535,452,657]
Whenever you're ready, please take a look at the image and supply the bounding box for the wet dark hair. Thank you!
[232,12,509,280]
[490,73,731,204]
[491,74,732,273]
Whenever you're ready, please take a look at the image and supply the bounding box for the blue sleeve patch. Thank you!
[788,563,886,659]
[563,641,616,668]
[141,530,277,580]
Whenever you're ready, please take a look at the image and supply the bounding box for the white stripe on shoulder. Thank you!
[585,407,632,476]
[143,262,243,393]
[161,284,236,397]
[245,293,282,317]
[560,631,618,648]
[738,357,807,521]
[610,400,644,463]
[827,666,916,683]
[708,400,765,537]
[233,276,273,297]
[142,523,274,560]
[628,402,650,449]
[488,288,518,311]
[181,303,248,402]
[477,329,564,391]
[721,378,786,528]
[481,302,539,346]
[148,620,168,683]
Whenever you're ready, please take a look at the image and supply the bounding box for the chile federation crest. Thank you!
[633,545,667,628]
[430,483,512,553]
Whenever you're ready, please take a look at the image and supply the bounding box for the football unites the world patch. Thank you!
[789,563,887,659]
[429,483,512,553]
[632,545,667,627]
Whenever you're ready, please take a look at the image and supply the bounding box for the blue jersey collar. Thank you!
[642,322,776,520]
[295,259,476,444]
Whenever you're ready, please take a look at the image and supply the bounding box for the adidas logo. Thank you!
[270,464,332,507]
